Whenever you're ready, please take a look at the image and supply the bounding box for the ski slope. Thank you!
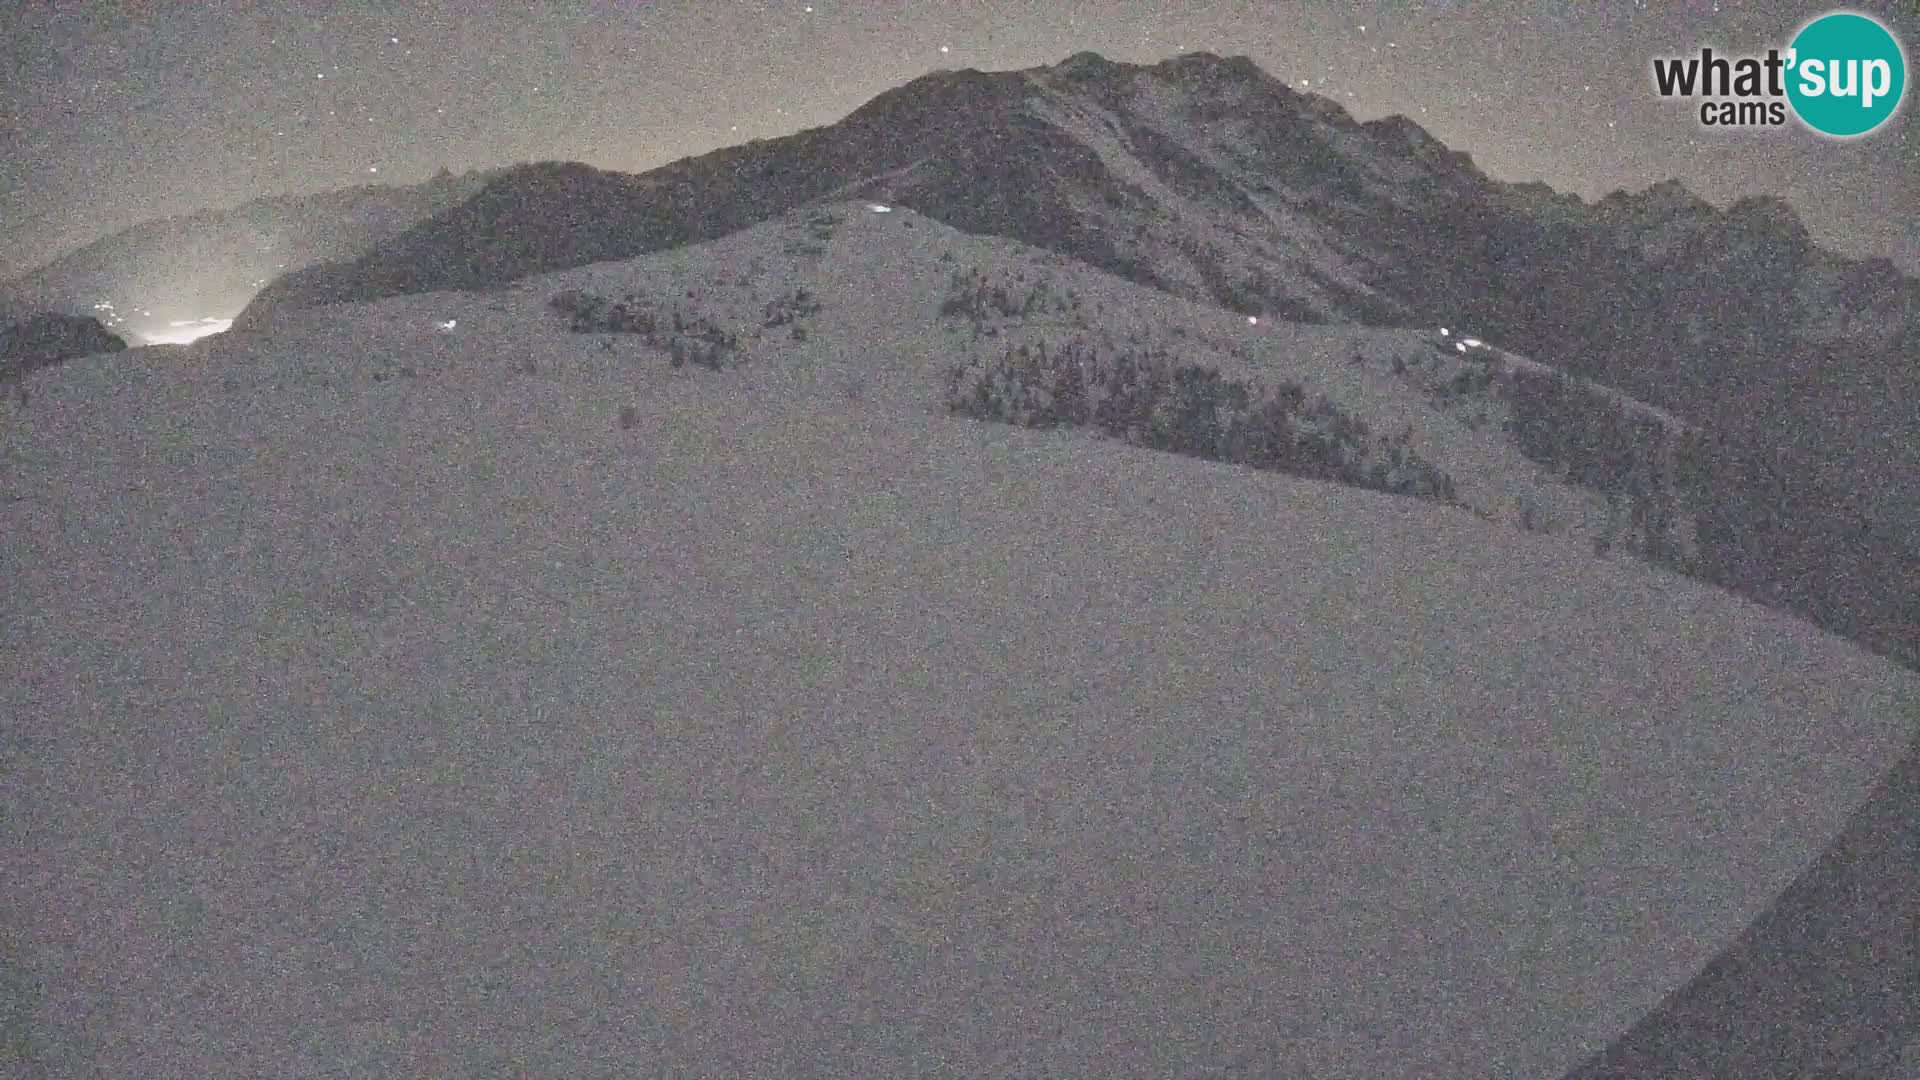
[4,206,1917,1077]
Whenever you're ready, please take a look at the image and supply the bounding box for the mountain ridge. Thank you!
[238,50,1919,540]
[221,197,1920,675]
[0,168,500,342]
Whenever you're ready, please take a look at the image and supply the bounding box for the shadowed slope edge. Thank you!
[1568,725,1920,1078]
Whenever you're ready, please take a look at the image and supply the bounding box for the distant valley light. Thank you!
[141,317,233,345]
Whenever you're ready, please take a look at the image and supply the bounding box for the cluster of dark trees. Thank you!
[945,336,1458,504]
[547,288,738,370]
[949,328,1918,670]
[1496,358,1919,670]
[1499,364,1687,563]
[761,287,822,328]
[1674,429,1920,670]
[936,267,1082,323]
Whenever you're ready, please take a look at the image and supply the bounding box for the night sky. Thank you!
[4,0,1916,280]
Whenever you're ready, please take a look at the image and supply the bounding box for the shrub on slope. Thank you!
[547,288,740,371]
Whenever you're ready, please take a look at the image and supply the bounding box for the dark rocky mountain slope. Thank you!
[0,312,125,383]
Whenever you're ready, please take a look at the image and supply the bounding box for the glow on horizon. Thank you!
[141,317,233,345]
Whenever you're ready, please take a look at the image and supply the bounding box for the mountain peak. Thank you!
[1599,178,1712,216]
[1041,50,1139,94]
[1363,113,1451,156]
[1644,178,1708,208]
[1042,49,1271,88]
[1056,50,1122,74]
[1726,193,1808,238]
[1151,50,1269,85]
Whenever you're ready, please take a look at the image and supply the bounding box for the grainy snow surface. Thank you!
[5,204,1916,1077]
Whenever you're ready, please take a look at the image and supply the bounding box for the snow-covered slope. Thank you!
[240,50,1920,573]
[1568,726,1920,1077]
[314,200,1913,673]
[490,202,1702,560]
[5,204,1918,1078]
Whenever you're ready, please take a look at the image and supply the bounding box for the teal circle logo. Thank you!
[1785,11,1907,137]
